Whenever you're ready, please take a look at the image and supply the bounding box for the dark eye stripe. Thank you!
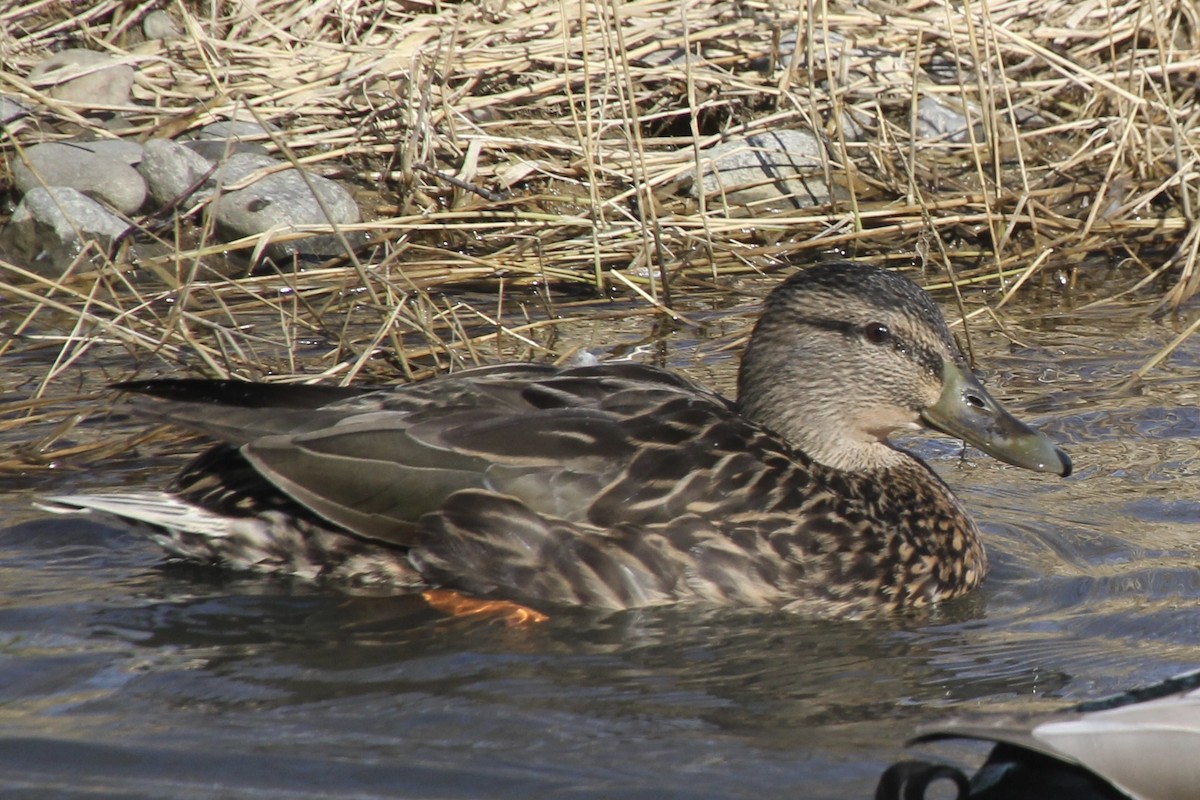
[802,316,938,371]
[800,317,867,338]
[804,317,903,349]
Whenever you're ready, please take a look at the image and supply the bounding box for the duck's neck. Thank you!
[738,386,913,473]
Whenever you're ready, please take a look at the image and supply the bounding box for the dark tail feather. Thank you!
[113,379,370,444]
[113,378,365,409]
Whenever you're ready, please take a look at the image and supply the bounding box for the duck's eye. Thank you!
[863,322,891,344]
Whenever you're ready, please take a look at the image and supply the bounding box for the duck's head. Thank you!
[737,262,1071,477]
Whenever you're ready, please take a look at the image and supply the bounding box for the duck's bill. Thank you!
[921,360,1072,477]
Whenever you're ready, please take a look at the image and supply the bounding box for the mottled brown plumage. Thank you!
[46,262,1071,617]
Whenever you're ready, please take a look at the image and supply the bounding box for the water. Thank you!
[2,294,1199,798]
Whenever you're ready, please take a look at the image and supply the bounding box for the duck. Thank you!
[46,261,1071,616]
[876,669,1200,799]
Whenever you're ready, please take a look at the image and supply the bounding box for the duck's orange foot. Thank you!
[421,589,549,626]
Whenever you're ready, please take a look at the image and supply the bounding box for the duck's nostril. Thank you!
[964,392,987,410]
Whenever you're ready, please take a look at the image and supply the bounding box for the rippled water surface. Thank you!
[2,293,1199,798]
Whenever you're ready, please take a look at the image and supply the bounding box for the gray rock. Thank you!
[184,138,269,161]
[12,141,146,214]
[143,10,183,40]
[194,120,274,141]
[0,94,32,133]
[779,28,911,85]
[693,129,838,211]
[137,143,363,260]
[28,49,135,109]
[835,105,875,142]
[186,120,273,158]
[73,138,146,167]
[916,95,984,143]
[139,137,218,206]
[3,186,129,269]
[634,46,689,68]
[182,120,274,159]
[778,28,837,70]
[211,153,361,257]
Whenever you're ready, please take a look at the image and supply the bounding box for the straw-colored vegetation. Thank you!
[1,0,1199,468]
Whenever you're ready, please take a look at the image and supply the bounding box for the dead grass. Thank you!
[1,0,1199,446]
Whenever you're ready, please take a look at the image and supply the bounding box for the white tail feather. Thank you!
[40,493,233,539]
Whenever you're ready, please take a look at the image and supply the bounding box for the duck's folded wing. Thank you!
[241,407,635,546]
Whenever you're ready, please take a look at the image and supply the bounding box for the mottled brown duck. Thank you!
[47,262,1071,616]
